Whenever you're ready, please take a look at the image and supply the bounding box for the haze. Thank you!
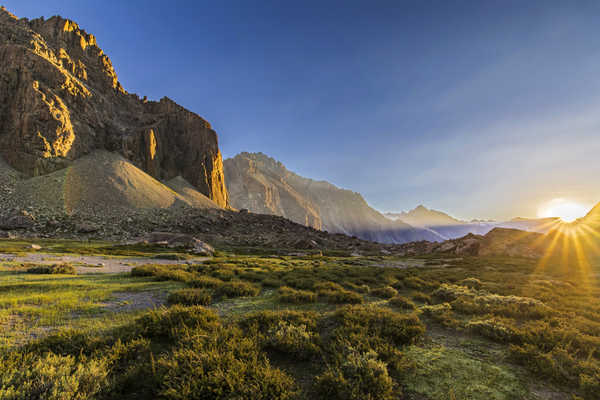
[5,0,599,220]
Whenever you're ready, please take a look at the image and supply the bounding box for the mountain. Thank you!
[0,7,228,207]
[2,151,219,216]
[224,152,444,244]
[579,202,600,228]
[385,205,463,227]
[385,205,561,239]
[496,217,561,234]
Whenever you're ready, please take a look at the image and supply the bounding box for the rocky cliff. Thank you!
[224,152,444,244]
[0,7,228,207]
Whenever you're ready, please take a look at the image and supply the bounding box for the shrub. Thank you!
[278,286,317,304]
[134,305,220,340]
[27,263,76,274]
[131,264,164,277]
[404,276,431,290]
[314,348,395,400]
[411,291,432,304]
[343,282,370,293]
[467,318,520,343]
[318,288,363,304]
[239,310,319,334]
[131,265,193,282]
[332,305,425,346]
[389,296,416,311]
[215,281,260,298]
[262,278,283,287]
[0,352,108,399]
[266,321,319,359]
[190,276,224,289]
[460,277,482,289]
[168,289,212,306]
[314,281,345,291]
[158,329,297,400]
[370,286,398,299]
[152,253,188,260]
[25,329,102,356]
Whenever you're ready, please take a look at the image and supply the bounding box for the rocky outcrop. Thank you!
[224,152,444,244]
[398,228,547,258]
[0,7,228,207]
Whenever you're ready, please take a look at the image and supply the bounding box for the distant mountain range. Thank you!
[225,153,566,244]
[385,205,561,240]
[224,153,444,244]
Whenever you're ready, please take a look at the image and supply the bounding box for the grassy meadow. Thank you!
[0,240,598,399]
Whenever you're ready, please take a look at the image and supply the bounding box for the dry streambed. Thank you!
[0,252,210,274]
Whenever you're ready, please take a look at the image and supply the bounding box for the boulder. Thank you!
[77,223,100,233]
[139,232,214,256]
[0,214,35,230]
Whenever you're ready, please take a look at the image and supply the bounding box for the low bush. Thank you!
[158,329,297,400]
[370,286,398,299]
[0,352,108,399]
[318,288,363,304]
[278,286,317,304]
[240,310,319,334]
[460,277,482,289]
[26,263,76,274]
[467,318,520,343]
[404,276,432,290]
[25,329,104,357]
[168,288,212,306]
[215,281,261,298]
[152,253,188,261]
[266,321,320,359]
[411,291,432,304]
[331,305,425,347]
[389,296,416,310]
[190,275,224,289]
[134,305,220,340]
[131,265,194,283]
[314,348,395,400]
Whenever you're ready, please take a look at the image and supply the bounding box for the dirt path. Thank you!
[0,252,210,274]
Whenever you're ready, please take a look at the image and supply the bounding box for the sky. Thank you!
[4,0,600,220]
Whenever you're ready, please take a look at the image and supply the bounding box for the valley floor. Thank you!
[0,239,598,399]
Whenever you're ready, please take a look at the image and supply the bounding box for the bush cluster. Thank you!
[26,263,76,274]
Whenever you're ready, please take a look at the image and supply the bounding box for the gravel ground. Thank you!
[0,252,210,274]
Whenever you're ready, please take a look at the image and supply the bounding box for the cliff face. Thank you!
[0,7,228,207]
[224,152,444,244]
[224,153,322,229]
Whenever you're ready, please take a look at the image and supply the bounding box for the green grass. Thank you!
[0,241,598,399]
[0,266,185,348]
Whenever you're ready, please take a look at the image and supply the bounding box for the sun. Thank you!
[537,198,589,223]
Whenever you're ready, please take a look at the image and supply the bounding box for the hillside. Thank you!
[0,7,228,207]
[3,151,219,217]
[224,152,443,244]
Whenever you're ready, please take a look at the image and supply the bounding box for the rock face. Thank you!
[0,7,228,207]
[224,152,444,244]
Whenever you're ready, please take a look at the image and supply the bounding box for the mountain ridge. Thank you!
[224,152,444,244]
[0,7,228,207]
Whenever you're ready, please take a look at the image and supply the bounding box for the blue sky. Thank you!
[4,0,600,220]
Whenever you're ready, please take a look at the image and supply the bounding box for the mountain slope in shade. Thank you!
[224,152,443,244]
